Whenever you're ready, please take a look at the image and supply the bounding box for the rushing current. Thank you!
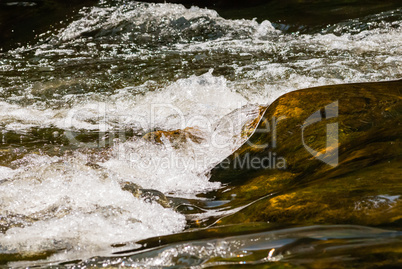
[0,0,401,266]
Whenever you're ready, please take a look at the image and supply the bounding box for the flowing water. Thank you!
[0,0,401,267]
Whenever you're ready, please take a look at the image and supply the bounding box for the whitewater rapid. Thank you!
[0,0,401,263]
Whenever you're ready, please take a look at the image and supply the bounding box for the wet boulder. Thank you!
[209,79,402,228]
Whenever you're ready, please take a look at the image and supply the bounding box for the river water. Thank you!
[0,0,401,267]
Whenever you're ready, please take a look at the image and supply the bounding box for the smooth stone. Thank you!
[209,79,402,229]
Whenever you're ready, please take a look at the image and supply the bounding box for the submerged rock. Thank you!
[143,127,205,147]
[209,79,402,229]
[121,181,171,208]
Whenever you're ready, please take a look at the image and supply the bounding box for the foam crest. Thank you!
[1,71,249,133]
[111,70,248,131]
[56,1,276,44]
[99,72,260,195]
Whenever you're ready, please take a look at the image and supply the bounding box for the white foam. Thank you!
[98,71,258,195]
[0,166,15,181]
[0,153,185,259]
[1,71,249,133]
[56,2,276,42]
[0,71,260,260]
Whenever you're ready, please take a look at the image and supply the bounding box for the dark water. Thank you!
[0,0,401,267]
